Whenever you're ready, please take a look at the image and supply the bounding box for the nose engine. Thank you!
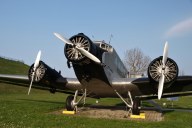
[64,33,92,63]
[148,56,179,87]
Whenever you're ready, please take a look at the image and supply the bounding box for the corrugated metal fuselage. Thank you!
[72,47,130,98]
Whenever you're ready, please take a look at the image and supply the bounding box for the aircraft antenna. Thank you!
[109,34,113,45]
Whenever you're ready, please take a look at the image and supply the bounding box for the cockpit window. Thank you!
[94,41,113,52]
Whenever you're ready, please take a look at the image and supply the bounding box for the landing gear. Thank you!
[132,97,141,115]
[114,90,141,115]
[65,89,87,111]
[66,95,75,111]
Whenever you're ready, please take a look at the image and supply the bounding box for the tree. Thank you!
[124,48,151,75]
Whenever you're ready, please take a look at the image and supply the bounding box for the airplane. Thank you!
[0,32,192,115]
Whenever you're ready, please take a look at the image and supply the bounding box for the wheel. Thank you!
[132,98,140,115]
[66,95,75,111]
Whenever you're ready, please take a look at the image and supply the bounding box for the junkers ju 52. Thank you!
[0,32,192,115]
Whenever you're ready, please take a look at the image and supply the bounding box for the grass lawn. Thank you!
[0,57,29,75]
[1,83,192,128]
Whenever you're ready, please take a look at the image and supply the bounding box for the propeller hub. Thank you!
[148,56,178,84]
[64,33,91,62]
[28,61,46,83]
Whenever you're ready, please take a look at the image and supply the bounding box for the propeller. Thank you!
[53,33,73,46]
[53,32,101,64]
[76,47,101,64]
[158,42,168,100]
[28,50,41,95]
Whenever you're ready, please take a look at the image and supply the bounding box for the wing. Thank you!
[111,76,192,100]
[0,74,82,94]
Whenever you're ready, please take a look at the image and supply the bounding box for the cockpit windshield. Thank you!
[94,41,113,52]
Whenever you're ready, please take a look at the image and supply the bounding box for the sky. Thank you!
[0,0,192,77]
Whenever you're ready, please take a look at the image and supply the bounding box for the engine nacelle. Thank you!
[148,56,179,87]
[28,61,62,92]
[64,33,104,64]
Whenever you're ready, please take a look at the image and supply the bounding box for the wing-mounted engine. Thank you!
[64,33,103,64]
[148,56,179,88]
[28,61,62,93]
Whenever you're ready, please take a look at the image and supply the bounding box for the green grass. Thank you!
[1,83,192,128]
[156,97,192,109]
[0,57,29,75]
[1,57,192,127]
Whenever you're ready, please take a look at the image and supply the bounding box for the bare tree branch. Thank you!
[124,48,151,74]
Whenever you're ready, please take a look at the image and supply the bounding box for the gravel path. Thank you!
[50,105,163,121]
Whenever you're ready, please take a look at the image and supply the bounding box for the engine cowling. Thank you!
[148,56,179,87]
[28,61,62,92]
[64,33,103,64]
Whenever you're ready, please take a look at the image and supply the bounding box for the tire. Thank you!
[132,98,140,115]
[66,95,75,111]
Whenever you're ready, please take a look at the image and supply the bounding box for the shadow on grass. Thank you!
[162,108,192,113]
[18,99,64,105]
[0,80,28,87]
